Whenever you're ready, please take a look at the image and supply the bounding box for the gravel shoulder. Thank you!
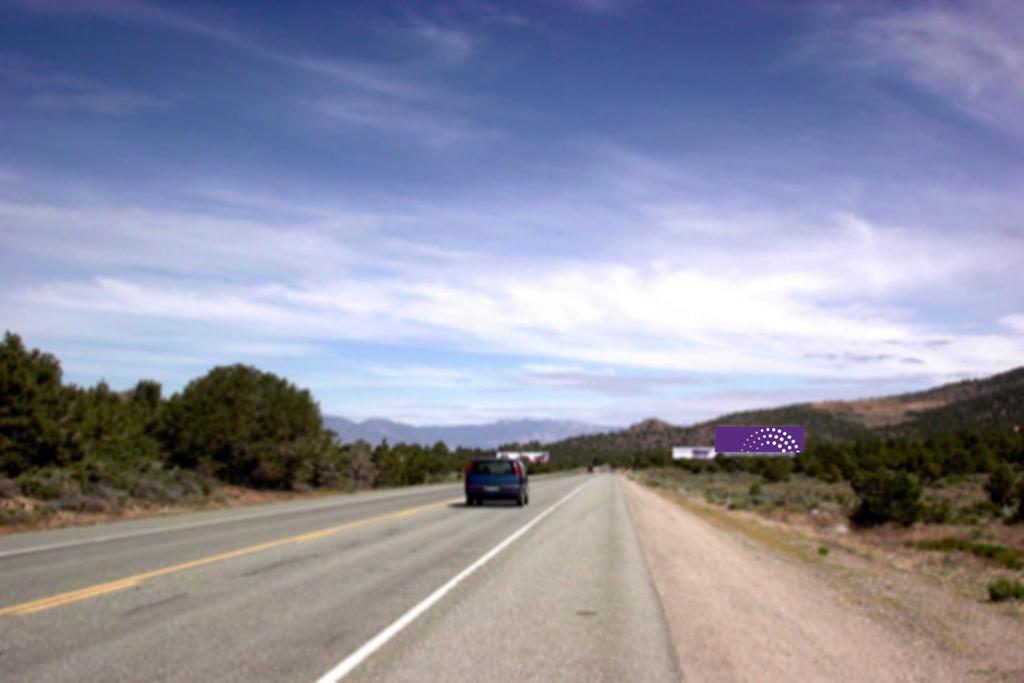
[622,476,1024,683]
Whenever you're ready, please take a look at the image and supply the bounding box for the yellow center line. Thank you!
[1,496,463,616]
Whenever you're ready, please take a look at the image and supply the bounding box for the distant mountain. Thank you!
[547,366,1024,462]
[323,416,610,450]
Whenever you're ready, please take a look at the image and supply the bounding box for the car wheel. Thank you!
[516,493,524,507]
[466,496,473,507]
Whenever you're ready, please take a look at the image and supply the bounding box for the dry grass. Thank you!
[0,485,337,535]
[813,397,947,428]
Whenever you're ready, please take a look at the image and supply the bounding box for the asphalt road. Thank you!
[0,473,679,682]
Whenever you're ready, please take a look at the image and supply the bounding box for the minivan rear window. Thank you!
[470,460,515,475]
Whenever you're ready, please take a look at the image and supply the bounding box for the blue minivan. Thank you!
[465,458,529,507]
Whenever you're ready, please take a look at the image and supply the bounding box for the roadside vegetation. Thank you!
[1,332,489,528]
[989,577,1024,603]
[906,537,1022,570]
[635,455,1024,605]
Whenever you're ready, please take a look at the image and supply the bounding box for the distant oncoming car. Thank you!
[465,458,529,507]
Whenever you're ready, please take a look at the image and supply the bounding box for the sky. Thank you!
[1,0,1022,426]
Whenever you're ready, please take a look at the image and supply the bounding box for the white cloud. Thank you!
[1000,314,1024,334]
[3,148,1021,396]
[13,242,1022,384]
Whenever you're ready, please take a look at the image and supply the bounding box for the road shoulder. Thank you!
[622,476,1024,683]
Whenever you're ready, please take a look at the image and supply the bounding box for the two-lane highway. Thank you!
[0,474,679,682]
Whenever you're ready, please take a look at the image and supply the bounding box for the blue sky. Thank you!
[1,0,1022,426]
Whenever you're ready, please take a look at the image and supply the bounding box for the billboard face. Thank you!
[715,425,804,454]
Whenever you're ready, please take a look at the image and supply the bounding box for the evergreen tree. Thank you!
[0,332,65,475]
[161,364,331,489]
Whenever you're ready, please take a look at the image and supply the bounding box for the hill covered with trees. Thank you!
[545,367,1024,469]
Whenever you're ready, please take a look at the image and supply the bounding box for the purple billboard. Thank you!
[715,425,804,455]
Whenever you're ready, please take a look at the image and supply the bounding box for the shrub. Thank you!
[851,469,922,527]
[988,577,1024,602]
[921,498,954,524]
[345,441,377,489]
[17,468,70,500]
[985,463,1017,508]
[1015,481,1024,523]
[761,458,793,483]
[971,543,1023,570]
[0,477,18,499]
[0,507,33,525]
[906,537,1023,570]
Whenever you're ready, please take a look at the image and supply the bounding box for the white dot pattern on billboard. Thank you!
[740,427,800,453]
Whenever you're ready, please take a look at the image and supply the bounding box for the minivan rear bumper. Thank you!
[465,483,524,499]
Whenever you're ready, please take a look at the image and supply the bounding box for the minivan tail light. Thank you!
[465,461,474,475]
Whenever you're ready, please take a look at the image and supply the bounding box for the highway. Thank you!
[0,473,680,682]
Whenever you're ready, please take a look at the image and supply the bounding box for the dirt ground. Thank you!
[622,477,1024,683]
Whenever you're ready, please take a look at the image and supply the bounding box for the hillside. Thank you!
[883,368,1024,437]
[818,367,1024,430]
[547,366,1024,462]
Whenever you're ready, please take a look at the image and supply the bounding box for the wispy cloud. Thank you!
[802,2,1024,135]
[5,0,444,104]
[5,0,246,44]
[0,54,164,115]
[308,96,493,147]
[564,0,635,15]
[410,18,477,63]
[454,1,530,28]
[522,368,702,397]
[5,0,491,146]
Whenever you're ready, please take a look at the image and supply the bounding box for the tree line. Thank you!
[0,332,491,512]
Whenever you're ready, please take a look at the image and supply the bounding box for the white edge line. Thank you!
[316,478,594,683]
